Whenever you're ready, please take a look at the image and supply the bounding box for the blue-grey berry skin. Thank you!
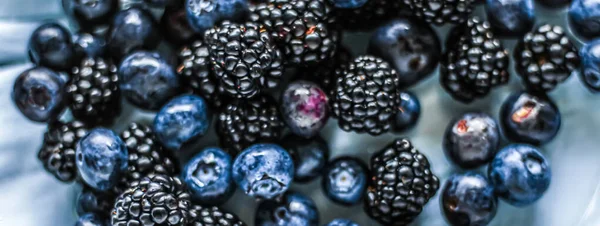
[580,39,600,92]
[107,7,161,61]
[488,144,551,207]
[392,91,421,133]
[443,113,500,169]
[76,189,113,217]
[256,192,319,226]
[281,135,329,183]
[321,157,367,206]
[73,33,107,60]
[75,213,108,226]
[183,147,235,205]
[28,23,75,71]
[186,0,249,34]
[328,0,368,8]
[324,219,359,226]
[62,0,118,28]
[280,80,330,138]
[118,51,180,110]
[441,173,498,226]
[12,67,66,122]
[569,0,600,39]
[486,0,535,37]
[76,128,128,192]
[500,91,561,145]
[153,95,211,151]
[232,144,294,200]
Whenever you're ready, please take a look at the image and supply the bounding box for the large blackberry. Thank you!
[364,138,440,225]
[514,24,580,92]
[404,0,474,25]
[297,46,353,92]
[37,120,89,182]
[334,0,409,30]
[204,21,283,99]
[331,55,400,135]
[216,95,285,155]
[441,17,509,103]
[188,205,246,226]
[111,175,192,226]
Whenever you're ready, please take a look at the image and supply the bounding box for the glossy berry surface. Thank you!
[38,120,88,182]
[183,147,235,205]
[334,0,407,30]
[76,213,108,226]
[281,135,329,183]
[443,113,500,169]
[28,23,75,71]
[368,18,441,88]
[569,0,600,39]
[188,205,247,225]
[328,0,368,8]
[256,192,319,226]
[232,144,294,199]
[280,80,329,138]
[186,0,249,34]
[489,144,551,206]
[325,219,359,226]
[161,4,198,45]
[75,128,128,191]
[297,46,353,93]
[76,188,114,218]
[107,7,160,61]
[154,95,211,151]
[405,0,474,25]
[580,39,600,92]
[322,157,367,206]
[392,91,421,132]
[441,173,498,226]
[118,51,180,110]
[73,33,107,60]
[486,0,535,37]
[500,91,561,145]
[62,0,118,28]
[12,67,66,122]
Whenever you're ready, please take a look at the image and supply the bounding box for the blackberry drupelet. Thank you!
[297,46,353,93]
[333,0,408,31]
[204,21,283,99]
[364,138,440,225]
[37,120,89,182]
[405,0,474,25]
[188,205,246,226]
[216,95,284,155]
[331,55,400,135]
[111,175,192,226]
[67,57,121,125]
[514,24,580,92]
[441,17,509,103]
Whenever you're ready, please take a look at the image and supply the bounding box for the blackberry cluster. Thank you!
[66,57,121,125]
[514,24,580,92]
[364,139,440,225]
[297,46,353,92]
[188,205,246,226]
[334,0,409,30]
[37,120,89,182]
[249,0,339,66]
[404,0,474,25]
[441,17,510,103]
[331,55,400,135]
[216,95,285,155]
[204,21,283,99]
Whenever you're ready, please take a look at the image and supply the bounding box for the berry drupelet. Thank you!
[188,205,246,225]
[182,147,235,205]
[281,135,329,183]
[186,0,249,34]
[107,7,161,61]
[62,0,118,28]
[333,0,408,31]
[364,139,440,226]
[154,95,212,151]
[443,113,500,169]
[580,39,600,92]
[441,17,509,103]
[405,0,475,25]
[322,157,368,206]
[441,173,498,226]
[12,67,66,122]
[569,0,600,40]
[255,192,319,226]
[331,55,400,135]
[280,80,330,138]
[38,120,88,182]
[514,24,580,92]
[486,0,535,37]
[500,91,561,145]
[296,46,353,93]
[392,91,421,133]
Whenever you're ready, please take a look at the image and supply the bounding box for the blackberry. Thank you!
[297,46,353,92]
[111,175,192,226]
[66,57,121,125]
[331,55,400,135]
[334,0,409,30]
[514,24,580,92]
[204,21,283,99]
[188,205,246,226]
[364,138,440,225]
[216,95,285,156]
[440,17,509,103]
[37,120,89,182]
[404,0,474,25]
[249,0,339,66]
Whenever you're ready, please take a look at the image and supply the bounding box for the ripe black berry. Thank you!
[188,205,246,225]
[38,120,89,182]
[404,0,474,25]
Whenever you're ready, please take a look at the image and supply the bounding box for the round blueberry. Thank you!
[486,0,535,37]
[569,0,600,40]
[256,192,319,226]
[62,0,118,27]
[75,213,108,226]
[183,147,235,205]
[441,173,498,226]
[368,18,441,88]
[153,95,211,151]
[325,219,359,226]
[488,144,551,206]
[76,189,113,217]
[281,135,329,183]
[392,91,421,132]
[161,4,198,45]
[321,157,367,206]
[73,33,107,60]
[28,23,75,71]
[580,39,600,92]
[107,7,160,61]
[500,91,561,145]
[186,0,249,34]
[118,51,180,110]
[12,67,66,122]
[443,113,500,169]
[280,80,329,138]
[232,144,294,199]
[76,128,128,191]
[327,0,368,8]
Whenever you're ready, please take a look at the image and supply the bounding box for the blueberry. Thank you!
[182,147,235,205]
[580,39,600,92]
[280,80,330,138]
[281,135,329,183]
[256,192,319,226]
[76,128,128,191]
[161,4,198,45]
[441,173,498,226]
[500,91,561,145]
[569,0,600,40]
[75,213,108,226]
[76,189,113,217]
[153,95,211,151]
[327,0,368,8]
[73,33,107,60]
[62,0,118,27]
[324,219,359,226]
[186,0,249,34]
[392,91,421,132]
[488,144,551,206]
[12,67,66,122]
[321,157,367,206]
[118,51,180,110]
[486,0,535,37]
[28,23,75,71]
[107,7,160,61]
[443,113,500,169]
[232,144,294,199]
[368,18,441,88]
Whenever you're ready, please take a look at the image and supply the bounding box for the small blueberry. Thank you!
[12,67,66,122]
[441,173,498,226]
[76,128,128,191]
[322,157,368,206]
[183,147,235,205]
[256,192,319,226]
[153,95,211,151]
